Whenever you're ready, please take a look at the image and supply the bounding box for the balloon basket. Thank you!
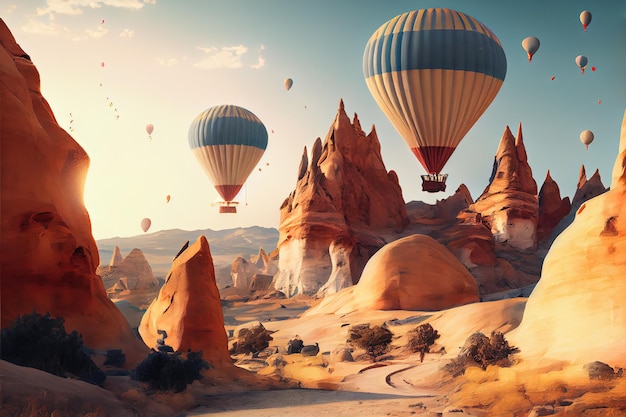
[421,174,448,193]
[219,206,237,214]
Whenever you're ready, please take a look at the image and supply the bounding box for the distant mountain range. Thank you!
[96,226,279,282]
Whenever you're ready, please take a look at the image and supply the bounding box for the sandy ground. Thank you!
[2,296,626,416]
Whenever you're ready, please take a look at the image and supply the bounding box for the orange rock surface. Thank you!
[139,236,231,367]
[274,99,408,297]
[511,110,626,367]
[309,234,479,314]
[0,19,146,365]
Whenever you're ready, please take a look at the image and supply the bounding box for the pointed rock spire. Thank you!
[109,246,123,267]
[297,146,308,180]
[612,109,626,189]
[515,123,528,162]
[578,165,587,189]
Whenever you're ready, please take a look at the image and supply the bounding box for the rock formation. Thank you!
[108,246,123,267]
[511,109,626,366]
[471,124,539,250]
[231,247,278,289]
[139,236,231,366]
[0,19,146,364]
[307,234,479,314]
[536,171,571,242]
[99,248,159,294]
[572,165,608,208]
[274,99,408,297]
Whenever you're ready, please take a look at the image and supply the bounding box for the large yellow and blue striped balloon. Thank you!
[188,105,268,209]
[363,8,507,178]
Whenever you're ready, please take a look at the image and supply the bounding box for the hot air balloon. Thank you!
[284,78,293,91]
[188,105,268,213]
[363,8,507,192]
[140,218,151,233]
[166,194,171,203]
[580,130,594,150]
[575,55,588,74]
[591,66,596,72]
[521,36,540,62]
[580,10,592,31]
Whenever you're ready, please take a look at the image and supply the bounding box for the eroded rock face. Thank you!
[0,19,145,364]
[99,248,159,293]
[139,236,231,366]
[511,110,626,366]
[231,247,278,289]
[471,124,538,250]
[537,171,571,242]
[273,99,408,297]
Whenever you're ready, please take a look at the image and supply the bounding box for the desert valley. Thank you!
[1,11,626,417]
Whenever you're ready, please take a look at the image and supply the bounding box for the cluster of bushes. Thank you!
[407,323,440,362]
[132,350,210,392]
[446,331,519,376]
[0,311,105,386]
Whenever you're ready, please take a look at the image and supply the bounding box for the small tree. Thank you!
[407,323,440,362]
[0,311,105,386]
[348,324,393,360]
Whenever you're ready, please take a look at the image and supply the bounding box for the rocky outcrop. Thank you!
[572,165,608,208]
[536,171,571,242]
[0,19,146,365]
[307,234,479,314]
[231,247,278,289]
[139,236,231,366]
[99,248,159,294]
[109,246,123,267]
[511,109,626,366]
[471,124,539,250]
[273,100,408,297]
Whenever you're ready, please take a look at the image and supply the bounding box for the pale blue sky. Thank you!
[2,0,624,239]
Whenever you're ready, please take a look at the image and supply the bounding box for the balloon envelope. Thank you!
[140,218,151,233]
[580,130,594,150]
[284,78,293,91]
[166,194,171,203]
[580,10,592,31]
[146,124,154,135]
[188,105,268,204]
[363,8,507,178]
[521,36,540,62]
[575,55,588,74]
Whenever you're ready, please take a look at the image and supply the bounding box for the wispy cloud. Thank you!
[2,4,17,15]
[251,56,265,69]
[157,57,179,67]
[21,17,67,35]
[194,45,266,70]
[36,0,154,17]
[86,25,109,38]
[119,28,135,38]
[194,45,249,69]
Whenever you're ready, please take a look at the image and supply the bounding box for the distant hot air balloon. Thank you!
[591,66,596,72]
[522,36,540,62]
[575,55,588,74]
[551,76,555,80]
[188,105,268,213]
[146,123,154,139]
[598,100,602,105]
[580,130,594,150]
[363,8,507,193]
[284,78,293,91]
[166,194,171,203]
[580,10,592,31]
[100,62,105,67]
[140,218,151,232]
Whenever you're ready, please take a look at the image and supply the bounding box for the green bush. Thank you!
[133,350,211,392]
[348,324,393,359]
[0,311,105,386]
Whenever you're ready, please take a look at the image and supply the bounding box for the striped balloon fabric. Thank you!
[188,105,268,212]
[363,8,507,181]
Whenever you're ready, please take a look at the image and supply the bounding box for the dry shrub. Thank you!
[348,324,393,360]
[407,323,440,361]
[446,331,518,376]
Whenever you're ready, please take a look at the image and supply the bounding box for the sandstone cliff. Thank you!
[511,109,626,366]
[273,100,408,297]
[0,19,146,365]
